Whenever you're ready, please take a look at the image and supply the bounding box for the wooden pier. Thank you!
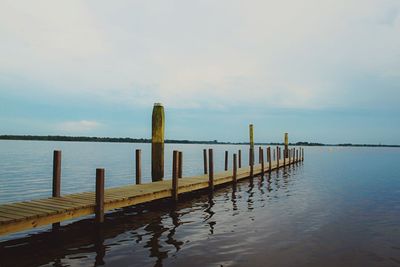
[0,151,303,236]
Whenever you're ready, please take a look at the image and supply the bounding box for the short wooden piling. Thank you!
[233,153,237,183]
[95,168,105,223]
[276,146,280,168]
[208,149,214,191]
[178,151,183,178]
[151,103,165,182]
[135,149,141,185]
[260,148,264,175]
[267,147,272,172]
[288,148,291,165]
[52,150,61,198]
[238,150,242,168]
[203,149,208,174]
[258,147,262,163]
[273,148,276,161]
[172,151,179,201]
[283,147,286,166]
[302,148,304,161]
[224,151,228,171]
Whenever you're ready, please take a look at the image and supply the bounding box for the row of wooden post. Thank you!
[51,146,304,223]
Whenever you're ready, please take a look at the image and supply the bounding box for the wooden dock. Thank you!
[0,154,302,236]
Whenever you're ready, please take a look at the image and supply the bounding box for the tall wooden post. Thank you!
[284,133,289,158]
[172,151,179,201]
[152,103,165,182]
[273,148,276,161]
[52,150,61,198]
[224,151,228,171]
[203,149,208,174]
[135,149,141,184]
[238,150,242,168]
[302,148,304,161]
[267,147,272,172]
[208,149,214,191]
[249,124,254,166]
[95,168,105,223]
[178,151,183,178]
[233,153,237,183]
[296,149,299,163]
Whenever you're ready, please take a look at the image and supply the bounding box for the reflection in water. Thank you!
[0,167,301,267]
[203,194,215,235]
[5,158,399,267]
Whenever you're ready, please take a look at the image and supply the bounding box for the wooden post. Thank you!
[224,151,228,171]
[260,148,264,175]
[151,103,165,182]
[276,146,280,168]
[288,148,291,165]
[135,149,141,184]
[284,133,289,158]
[250,148,254,177]
[203,149,208,174]
[296,149,299,163]
[283,146,286,166]
[208,149,214,191]
[95,168,105,223]
[178,151,183,178]
[273,148,276,161]
[52,150,61,197]
[172,151,179,201]
[233,153,237,183]
[249,124,254,166]
[258,147,262,163]
[238,150,242,168]
[267,147,272,172]
[302,148,304,161]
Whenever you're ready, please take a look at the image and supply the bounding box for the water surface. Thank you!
[0,141,399,267]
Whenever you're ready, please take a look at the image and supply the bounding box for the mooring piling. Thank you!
[233,153,237,183]
[208,149,214,191]
[172,151,179,201]
[203,149,208,174]
[284,133,289,158]
[135,149,141,185]
[178,151,183,178]
[249,124,254,166]
[95,168,105,223]
[151,103,165,182]
[238,150,242,168]
[225,151,228,171]
[52,150,61,198]
[276,146,280,168]
[260,148,264,175]
[267,147,272,172]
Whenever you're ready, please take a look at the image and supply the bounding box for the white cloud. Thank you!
[56,120,102,133]
[1,0,399,110]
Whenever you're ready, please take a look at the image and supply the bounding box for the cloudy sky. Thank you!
[1,0,399,144]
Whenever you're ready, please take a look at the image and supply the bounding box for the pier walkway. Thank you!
[0,157,301,236]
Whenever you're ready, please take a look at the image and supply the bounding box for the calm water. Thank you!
[0,141,399,267]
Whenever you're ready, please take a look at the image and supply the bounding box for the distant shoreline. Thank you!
[0,135,399,147]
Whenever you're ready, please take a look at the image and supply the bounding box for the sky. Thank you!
[0,0,399,144]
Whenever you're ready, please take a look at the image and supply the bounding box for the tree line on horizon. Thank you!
[0,135,398,147]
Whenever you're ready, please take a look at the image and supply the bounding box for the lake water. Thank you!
[0,140,399,267]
